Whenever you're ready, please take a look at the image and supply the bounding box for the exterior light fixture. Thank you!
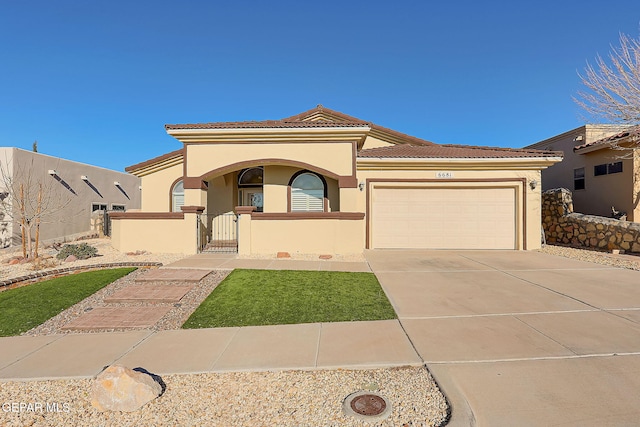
[358,182,365,191]
[114,181,121,186]
[48,169,58,176]
[529,179,538,190]
[81,175,89,181]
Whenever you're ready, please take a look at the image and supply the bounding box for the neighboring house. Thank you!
[0,148,141,248]
[524,125,640,221]
[112,105,562,255]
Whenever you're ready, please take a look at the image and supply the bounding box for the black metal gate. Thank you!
[197,213,238,253]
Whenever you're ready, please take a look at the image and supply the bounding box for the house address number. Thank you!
[435,171,454,179]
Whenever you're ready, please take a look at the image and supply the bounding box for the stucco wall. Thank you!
[186,142,354,177]
[543,188,640,252]
[140,163,182,212]
[111,215,194,254]
[0,148,141,247]
[247,216,364,254]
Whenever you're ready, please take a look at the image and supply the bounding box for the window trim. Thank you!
[110,204,126,212]
[170,178,184,212]
[287,170,328,212]
[92,203,108,212]
[573,167,585,191]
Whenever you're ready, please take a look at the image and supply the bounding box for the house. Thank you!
[112,105,562,255]
[0,147,141,248]
[524,125,640,221]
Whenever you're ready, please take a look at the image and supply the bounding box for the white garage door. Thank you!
[372,187,516,249]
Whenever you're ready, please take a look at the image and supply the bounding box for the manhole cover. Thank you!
[351,394,386,415]
[343,391,392,421]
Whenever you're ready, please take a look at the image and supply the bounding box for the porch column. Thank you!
[235,206,255,255]
[181,205,205,253]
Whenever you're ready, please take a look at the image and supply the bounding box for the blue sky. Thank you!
[1,1,639,171]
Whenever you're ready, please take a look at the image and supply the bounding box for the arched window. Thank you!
[291,172,325,212]
[238,167,263,186]
[171,180,184,212]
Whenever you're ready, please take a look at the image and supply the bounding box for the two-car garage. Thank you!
[370,185,518,250]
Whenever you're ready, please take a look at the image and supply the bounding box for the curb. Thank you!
[0,262,163,289]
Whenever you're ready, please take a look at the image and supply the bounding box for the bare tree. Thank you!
[574,31,640,126]
[0,156,73,260]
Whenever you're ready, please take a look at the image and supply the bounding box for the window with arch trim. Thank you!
[171,180,184,212]
[290,172,325,212]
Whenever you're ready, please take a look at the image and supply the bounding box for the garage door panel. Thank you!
[372,187,516,250]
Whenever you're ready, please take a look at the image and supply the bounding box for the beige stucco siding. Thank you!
[361,136,394,150]
[111,216,193,254]
[248,218,364,254]
[140,163,182,212]
[186,143,354,177]
[579,152,634,219]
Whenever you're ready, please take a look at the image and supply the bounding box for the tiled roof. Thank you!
[125,148,183,172]
[283,105,435,146]
[358,144,563,159]
[574,125,640,152]
[165,119,369,130]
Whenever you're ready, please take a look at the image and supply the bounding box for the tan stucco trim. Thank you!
[183,177,208,190]
[357,157,563,171]
[187,157,358,189]
[167,127,370,144]
[110,212,184,220]
[364,178,527,250]
[180,205,206,214]
[126,149,184,177]
[251,212,364,220]
[235,206,256,215]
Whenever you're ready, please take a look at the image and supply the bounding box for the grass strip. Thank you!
[183,269,396,328]
[0,268,136,336]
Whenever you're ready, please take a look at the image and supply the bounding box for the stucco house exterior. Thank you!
[525,125,640,221]
[112,106,562,255]
[0,148,141,248]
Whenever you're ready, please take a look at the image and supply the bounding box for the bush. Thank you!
[56,243,98,260]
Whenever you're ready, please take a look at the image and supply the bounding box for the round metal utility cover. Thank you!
[342,391,392,421]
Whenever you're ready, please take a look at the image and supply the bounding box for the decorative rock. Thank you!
[319,255,333,260]
[91,365,162,412]
[65,255,78,262]
[277,252,291,258]
[9,258,20,265]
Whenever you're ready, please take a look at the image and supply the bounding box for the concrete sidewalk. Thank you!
[0,320,420,381]
[163,253,372,272]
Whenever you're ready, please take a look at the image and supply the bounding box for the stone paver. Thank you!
[104,284,194,303]
[135,268,212,282]
[61,307,172,330]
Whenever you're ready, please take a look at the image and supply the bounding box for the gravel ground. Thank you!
[539,244,640,271]
[0,367,449,427]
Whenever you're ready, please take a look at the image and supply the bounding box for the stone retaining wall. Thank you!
[542,188,640,253]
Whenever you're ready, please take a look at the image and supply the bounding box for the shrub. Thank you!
[56,243,98,260]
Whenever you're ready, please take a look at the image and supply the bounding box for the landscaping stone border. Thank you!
[542,188,640,253]
[0,262,163,289]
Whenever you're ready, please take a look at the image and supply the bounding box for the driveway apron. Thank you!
[365,249,640,426]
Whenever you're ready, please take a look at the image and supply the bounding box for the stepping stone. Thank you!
[61,307,172,330]
[135,269,211,282]
[104,285,194,303]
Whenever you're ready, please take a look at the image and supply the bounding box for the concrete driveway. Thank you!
[365,249,640,426]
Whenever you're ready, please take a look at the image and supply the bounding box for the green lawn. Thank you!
[0,268,136,337]
[182,269,397,328]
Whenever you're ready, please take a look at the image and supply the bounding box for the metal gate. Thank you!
[197,213,238,253]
